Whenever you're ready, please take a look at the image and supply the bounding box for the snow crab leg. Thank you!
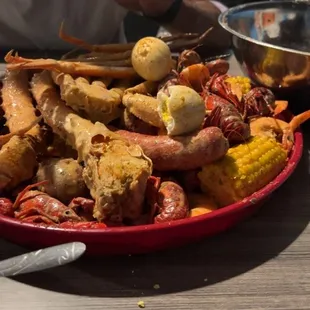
[169,27,214,51]
[51,71,123,124]
[75,50,132,62]
[59,21,201,53]
[122,81,164,128]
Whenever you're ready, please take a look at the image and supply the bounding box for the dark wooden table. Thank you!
[1,58,310,310]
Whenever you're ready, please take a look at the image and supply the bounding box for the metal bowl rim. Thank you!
[218,0,310,57]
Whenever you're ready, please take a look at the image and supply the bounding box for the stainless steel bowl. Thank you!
[219,0,310,90]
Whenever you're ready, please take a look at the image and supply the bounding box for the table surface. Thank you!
[1,57,310,310]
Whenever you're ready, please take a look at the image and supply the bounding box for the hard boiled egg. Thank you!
[131,37,172,81]
[157,85,205,136]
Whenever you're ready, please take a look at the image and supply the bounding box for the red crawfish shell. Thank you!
[243,87,276,117]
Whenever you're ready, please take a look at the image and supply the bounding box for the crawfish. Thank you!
[159,63,210,94]
[161,58,229,93]
[179,63,210,92]
[207,73,244,114]
[177,49,229,76]
[205,58,230,76]
[12,181,81,224]
[177,48,202,72]
[68,197,98,222]
[146,176,189,224]
[0,183,110,229]
[204,94,250,143]
[207,75,287,120]
[243,87,288,118]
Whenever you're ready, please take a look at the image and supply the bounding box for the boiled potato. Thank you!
[36,158,87,203]
[131,37,172,81]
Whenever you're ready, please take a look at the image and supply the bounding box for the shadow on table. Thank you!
[1,131,310,298]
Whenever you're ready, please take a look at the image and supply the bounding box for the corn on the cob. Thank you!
[198,136,287,207]
[225,76,251,96]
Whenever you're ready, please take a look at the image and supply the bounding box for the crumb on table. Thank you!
[138,300,145,308]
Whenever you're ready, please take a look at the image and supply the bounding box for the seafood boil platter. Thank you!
[0,25,307,255]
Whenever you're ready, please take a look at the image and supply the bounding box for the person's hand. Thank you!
[114,0,175,17]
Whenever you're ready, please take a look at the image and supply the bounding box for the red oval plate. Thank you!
[0,131,303,256]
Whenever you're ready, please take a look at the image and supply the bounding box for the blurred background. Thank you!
[123,0,248,42]
[124,12,159,42]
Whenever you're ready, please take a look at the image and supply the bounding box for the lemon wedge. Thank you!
[157,85,205,136]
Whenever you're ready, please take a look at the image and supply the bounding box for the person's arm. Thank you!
[142,0,232,55]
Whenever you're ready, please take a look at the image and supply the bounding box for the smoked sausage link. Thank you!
[116,127,229,171]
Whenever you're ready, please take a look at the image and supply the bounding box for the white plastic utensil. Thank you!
[0,242,86,277]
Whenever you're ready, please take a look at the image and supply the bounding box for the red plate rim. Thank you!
[0,131,303,236]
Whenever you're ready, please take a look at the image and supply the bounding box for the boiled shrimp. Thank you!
[249,110,310,151]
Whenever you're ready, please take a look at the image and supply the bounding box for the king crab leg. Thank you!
[5,50,137,79]
[59,21,207,53]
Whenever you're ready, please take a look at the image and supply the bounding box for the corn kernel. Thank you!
[226,76,252,95]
